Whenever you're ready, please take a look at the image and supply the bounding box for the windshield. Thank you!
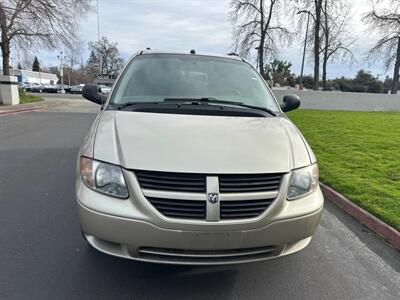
[110,54,279,112]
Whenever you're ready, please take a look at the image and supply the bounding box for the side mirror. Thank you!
[82,84,107,105]
[280,94,301,112]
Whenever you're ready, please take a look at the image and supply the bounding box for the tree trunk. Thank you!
[259,41,265,78]
[1,39,10,76]
[322,0,328,91]
[322,55,327,90]
[258,0,265,78]
[313,0,323,91]
[391,38,400,95]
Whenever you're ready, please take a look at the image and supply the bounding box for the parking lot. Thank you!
[0,106,399,299]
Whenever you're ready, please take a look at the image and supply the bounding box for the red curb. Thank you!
[0,106,45,115]
[320,183,400,250]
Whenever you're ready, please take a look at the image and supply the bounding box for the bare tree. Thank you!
[87,37,124,78]
[364,0,400,94]
[297,0,324,90]
[230,0,291,78]
[65,41,84,85]
[320,0,355,90]
[0,0,92,76]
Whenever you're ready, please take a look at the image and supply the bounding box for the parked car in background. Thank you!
[77,50,323,265]
[98,85,111,95]
[29,84,45,93]
[63,85,72,93]
[71,84,85,94]
[43,84,60,93]
[18,83,30,92]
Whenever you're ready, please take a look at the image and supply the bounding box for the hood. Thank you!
[92,111,312,174]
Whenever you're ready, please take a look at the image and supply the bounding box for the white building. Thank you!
[1,69,59,84]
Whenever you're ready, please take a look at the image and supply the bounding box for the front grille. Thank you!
[136,170,283,221]
[136,170,206,193]
[147,197,206,220]
[220,199,273,220]
[138,246,276,264]
[219,174,282,193]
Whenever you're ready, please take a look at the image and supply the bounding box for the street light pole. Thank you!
[298,11,311,90]
[57,51,67,93]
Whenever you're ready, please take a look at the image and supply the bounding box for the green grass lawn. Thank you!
[288,109,400,232]
[19,90,43,104]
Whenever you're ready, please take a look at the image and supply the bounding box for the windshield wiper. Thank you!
[163,97,276,116]
[113,101,163,110]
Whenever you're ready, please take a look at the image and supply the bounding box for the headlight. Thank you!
[79,156,129,198]
[287,164,319,200]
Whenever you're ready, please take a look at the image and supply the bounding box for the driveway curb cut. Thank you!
[320,183,400,250]
[0,106,45,115]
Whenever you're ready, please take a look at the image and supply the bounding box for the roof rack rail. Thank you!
[227,52,244,61]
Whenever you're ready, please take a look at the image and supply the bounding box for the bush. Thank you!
[18,88,43,104]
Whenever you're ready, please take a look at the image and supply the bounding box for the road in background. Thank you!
[0,111,399,300]
[34,93,100,113]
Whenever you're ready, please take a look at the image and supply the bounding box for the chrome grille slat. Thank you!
[220,206,268,212]
[139,178,205,186]
[149,198,205,207]
[219,186,279,192]
[163,211,205,218]
[157,205,205,213]
[218,175,282,182]
[139,183,205,192]
[220,180,281,186]
[220,212,261,218]
[219,199,272,207]
[136,172,205,181]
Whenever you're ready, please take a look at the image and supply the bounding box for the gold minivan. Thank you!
[76,50,323,265]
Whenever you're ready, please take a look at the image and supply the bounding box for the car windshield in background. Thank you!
[110,54,279,112]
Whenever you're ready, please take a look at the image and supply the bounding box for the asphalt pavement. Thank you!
[0,111,399,300]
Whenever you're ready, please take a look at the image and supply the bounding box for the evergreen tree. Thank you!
[32,56,40,72]
[86,50,99,79]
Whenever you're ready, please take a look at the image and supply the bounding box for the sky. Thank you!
[33,0,390,79]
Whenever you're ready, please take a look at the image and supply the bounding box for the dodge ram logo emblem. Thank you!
[208,193,219,204]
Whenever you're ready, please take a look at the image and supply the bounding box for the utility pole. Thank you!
[96,0,100,42]
[298,11,311,90]
[96,0,102,77]
[57,51,67,93]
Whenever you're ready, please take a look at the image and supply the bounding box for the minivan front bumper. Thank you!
[77,174,323,265]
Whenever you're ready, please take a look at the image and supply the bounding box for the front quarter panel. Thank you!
[80,113,103,158]
[280,118,313,169]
